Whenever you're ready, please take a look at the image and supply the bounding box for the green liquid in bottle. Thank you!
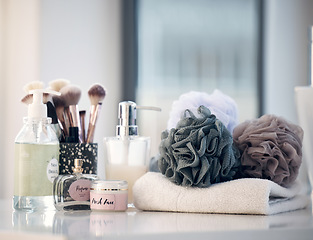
[13,143,59,211]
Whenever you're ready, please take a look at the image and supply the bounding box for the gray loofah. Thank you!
[158,106,240,188]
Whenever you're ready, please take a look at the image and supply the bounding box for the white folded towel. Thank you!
[133,172,311,215]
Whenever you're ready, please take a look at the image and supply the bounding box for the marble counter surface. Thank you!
[0,199,313,240]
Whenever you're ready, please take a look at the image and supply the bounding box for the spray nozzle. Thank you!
[28,89,61,118]
[116,101,161,137]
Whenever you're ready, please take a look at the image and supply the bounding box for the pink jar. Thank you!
[90,180,128,211]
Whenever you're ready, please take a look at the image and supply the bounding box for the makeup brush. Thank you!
[79,110,86,143]
[21,94,33,105]
[47,79,70,138]
[23,81,44,93]
[22,81,63,140]
[22,82,56,120]
[53,95,68,138]
[21,92,61,136]
[60,85,82,142]
[22,81,45,104]
[47,101,63,139]
[86,83,106,143]
[49,78,71,92]
[21,92,51,105]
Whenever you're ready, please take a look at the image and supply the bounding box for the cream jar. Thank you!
[90,180,128,211]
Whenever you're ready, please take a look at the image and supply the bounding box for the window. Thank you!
[134,0,262,155]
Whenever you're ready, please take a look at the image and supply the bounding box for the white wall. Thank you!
[1,0,41,199]
[264,0,313,121]
[0,0,122,199]
[40,0,123,180]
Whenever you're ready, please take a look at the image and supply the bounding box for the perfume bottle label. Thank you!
[69,179,92,201]
[46,158,59,183]
[14,143,59,196]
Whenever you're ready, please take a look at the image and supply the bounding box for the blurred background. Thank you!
[0,0,313,199]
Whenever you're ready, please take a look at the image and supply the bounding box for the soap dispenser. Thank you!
[14,89,61,211]
[104,101,160,204]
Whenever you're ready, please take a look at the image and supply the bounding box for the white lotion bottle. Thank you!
[14,89,61,211]
[104,101,160,204]
[295,26,313,197]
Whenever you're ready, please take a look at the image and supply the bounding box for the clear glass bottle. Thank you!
[14,89,60,212]
[53,159,97,211]
[104,101,160,204]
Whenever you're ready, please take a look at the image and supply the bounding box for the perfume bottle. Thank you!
[14,89,60,212]
[53,159,97,211]
[104,101,160,204]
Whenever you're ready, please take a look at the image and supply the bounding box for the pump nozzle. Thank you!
[136,105,162,112]
[28,89,61,119]
[116,101,161,137]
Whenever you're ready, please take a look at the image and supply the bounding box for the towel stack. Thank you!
[134,90,311,215]
[133,172,310,215]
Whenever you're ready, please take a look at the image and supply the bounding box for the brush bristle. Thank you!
[49,78,70,92]
[52,95,66,126]
[21,92,50,104]
[23,81,44,93]
[21,94,33,105]
[88,83,106,105]
[53,95,66,109]
[43,93,50,104]
[60,85,81,106]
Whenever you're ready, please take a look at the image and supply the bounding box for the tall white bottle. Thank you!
[104,101,160,204]
[14,89,60,211]
[295,26,313,196]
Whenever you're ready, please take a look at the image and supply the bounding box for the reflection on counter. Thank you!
[12,210,56,233]
[10,206,313,238]
[53,210,91,238]
[89,211,129,236]
[268,208,313,229]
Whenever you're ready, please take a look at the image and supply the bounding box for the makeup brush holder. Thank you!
[59,143,98,175]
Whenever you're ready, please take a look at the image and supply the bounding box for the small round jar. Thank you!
[90,180,128,211]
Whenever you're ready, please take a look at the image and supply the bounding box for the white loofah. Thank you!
[167,90,239,134]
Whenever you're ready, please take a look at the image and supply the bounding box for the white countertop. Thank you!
[0,199,313,240]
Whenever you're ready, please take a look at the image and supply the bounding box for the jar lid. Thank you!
[90,180,128,191]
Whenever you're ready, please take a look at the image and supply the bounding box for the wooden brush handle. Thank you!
[86,103,102,143]
[69,105,83,143]
[79,111,86,143]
